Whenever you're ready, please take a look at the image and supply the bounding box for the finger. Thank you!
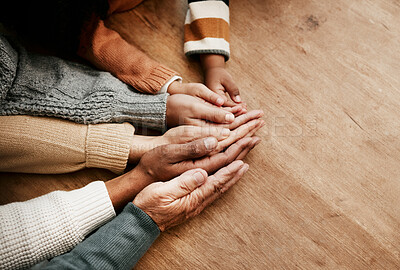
[222,99,238,107]
[190,160,247,211]
[165,137,218,163]
[221,78,241,103]
[222,105,243,114]
[214,119,261,153]
[194,84,225,107]
[235,137,261,160]
[229,110,264,130]
[198,162,249,210]
[163,168,208,199]
[244,120,265,138]
[167,126,230,143]
[193,102,235,124]
[181,137,253,174]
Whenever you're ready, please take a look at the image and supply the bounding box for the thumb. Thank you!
[166,137,218,163]
[163,169,208,199]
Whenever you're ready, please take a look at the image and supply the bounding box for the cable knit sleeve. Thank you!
[184,0,230,60]
[0,181,116,270]
[0,34,168,131]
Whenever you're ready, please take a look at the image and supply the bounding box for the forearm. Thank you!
[0,115,134,174]
[44,203,159,270]
[0,34,168,131]
[105,167,154,211]
[78,16,177,94]
[0,182,115,270]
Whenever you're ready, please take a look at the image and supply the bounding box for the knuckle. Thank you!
[189,142,202,155]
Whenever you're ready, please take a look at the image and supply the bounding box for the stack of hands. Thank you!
[113,55,264,231]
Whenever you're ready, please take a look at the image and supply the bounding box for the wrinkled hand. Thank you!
[134,136,260,187]
[129,125,231,163]
[133,160,249,231]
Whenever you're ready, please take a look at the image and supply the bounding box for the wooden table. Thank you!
[1,0,399,269]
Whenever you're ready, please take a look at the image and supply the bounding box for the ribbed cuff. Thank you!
[127,203,160,234]
[63,181,116,238]
[137,64,178,94]
[113,92,169,132]
[86,123,134,174]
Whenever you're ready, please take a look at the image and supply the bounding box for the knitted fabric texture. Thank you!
[0,34,168,131]
[0,115,134,174]
[0,181,116,270]
[43,203,160,270]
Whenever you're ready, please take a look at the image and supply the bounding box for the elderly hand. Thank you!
[128,125,231,163]
[134,136,260,186]
[133,160,249,231]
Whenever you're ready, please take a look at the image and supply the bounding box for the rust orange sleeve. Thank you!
[78,14,178,94]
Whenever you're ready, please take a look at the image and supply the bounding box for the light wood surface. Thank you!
[1,0,400,269]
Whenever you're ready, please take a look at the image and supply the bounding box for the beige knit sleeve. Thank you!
[0,116,134,174]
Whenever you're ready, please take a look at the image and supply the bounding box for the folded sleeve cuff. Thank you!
[62,181,116,238]
[86,123,134,174]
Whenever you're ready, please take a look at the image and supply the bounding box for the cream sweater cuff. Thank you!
[62,181,116,238]
[0,181,115,270]
[86,123,134,174]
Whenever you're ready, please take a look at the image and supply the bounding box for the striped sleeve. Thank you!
[184,0,230,60]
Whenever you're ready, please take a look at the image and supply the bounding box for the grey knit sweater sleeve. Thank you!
[0,34,167,131]
[43,203,160,270]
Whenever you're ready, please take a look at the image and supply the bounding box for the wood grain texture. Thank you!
[1,0,400,269]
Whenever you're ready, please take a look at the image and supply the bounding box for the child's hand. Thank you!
[168,82,226,107]
[200,54,242,106]
[166,94,235,127]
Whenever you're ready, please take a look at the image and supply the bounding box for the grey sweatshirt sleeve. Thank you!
[0,34,167,131]
[43,203,160,270]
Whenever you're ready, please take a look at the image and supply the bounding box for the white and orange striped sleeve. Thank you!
[184,0,230,60]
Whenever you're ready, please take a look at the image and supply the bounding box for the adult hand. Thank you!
[134,136,260,186]
[133,160,249,231]
[167,82,225,107]
[128,125,231,163]
[166,94,237,127]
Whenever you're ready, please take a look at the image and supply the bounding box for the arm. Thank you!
[184,0,230,60]
[0,182,115,270]
[0,115,134,174]
[184,0,242,104]
[43,203,160,270]
[78,14,178,94]
[43,161,250,270]
[0,34,168,131]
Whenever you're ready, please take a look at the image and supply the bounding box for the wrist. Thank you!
[167,80,183,94]
[129,136,159,164]
[106,167,155,211]
[200,54,225,71]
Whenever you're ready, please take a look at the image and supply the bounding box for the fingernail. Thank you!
[204,137,218,150]
[221,128,230,137]
[235,95,241,102]
[225,113,235,122]
[243,164,250,173]
[193,172,205,185]
[217,97,224,105]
